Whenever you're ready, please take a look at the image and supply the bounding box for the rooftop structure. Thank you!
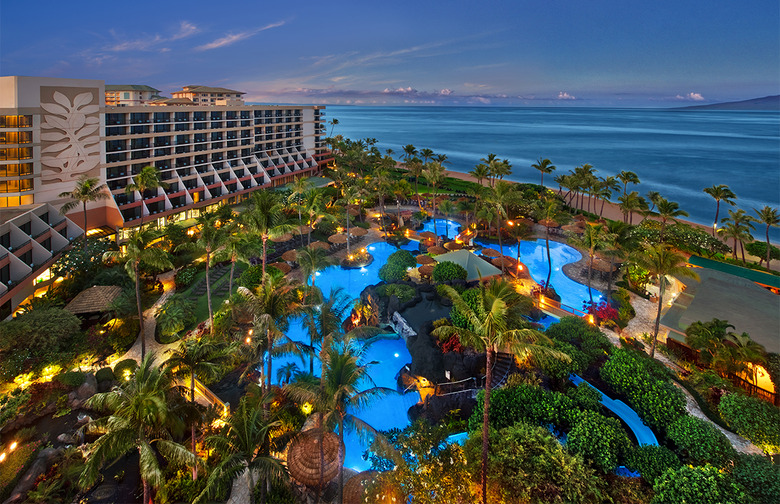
[434,249,502,282]
[172,85,246,106]
[105,84,161,107]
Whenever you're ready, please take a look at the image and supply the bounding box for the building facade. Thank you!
[0,75,330,317]
[104,85,161,107]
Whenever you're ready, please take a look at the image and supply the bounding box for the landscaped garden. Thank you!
[0,137,778,504]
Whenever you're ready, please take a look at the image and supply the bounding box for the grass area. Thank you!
[0,440,41,501]
[178,265,244,331]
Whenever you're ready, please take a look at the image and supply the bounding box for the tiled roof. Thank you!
[65,285,123,314]
[179,85,245,95]
[105,85,160,92]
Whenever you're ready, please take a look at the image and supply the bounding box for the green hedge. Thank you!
[432,261,467,282]
[666,415,735,467]
[625,445,681,485]
[567,410,632,472]
[95,367,115,383]
[468,383,579,433]
[55,371,86,388]
[544,316,612,367]
[730,453,780,504]
[174,266,199,289]
[113,358,138,381]
[376,283,416,303]
[652,464,747,504]
[719,392,780,454]
[378,262,408,283]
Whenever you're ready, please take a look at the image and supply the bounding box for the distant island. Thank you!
[674,95,780,111]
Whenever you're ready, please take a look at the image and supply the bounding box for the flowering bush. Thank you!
[582,300,619,325]
[0,440,42,500]
[439,335,464,353]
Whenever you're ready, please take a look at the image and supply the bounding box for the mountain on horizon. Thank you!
[674,95,780,111]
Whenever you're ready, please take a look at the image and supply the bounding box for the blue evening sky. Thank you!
[1,1,778,107]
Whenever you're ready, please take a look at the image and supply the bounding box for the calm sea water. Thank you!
[328,106,780,240]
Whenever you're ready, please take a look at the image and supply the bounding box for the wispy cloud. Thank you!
[675,92,705,101]
[557,91,576,100]
[195,21,286,51]
[105,21,200,52]
[171,21,200,40]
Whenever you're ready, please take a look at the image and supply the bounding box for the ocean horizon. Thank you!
[328,105,780,242]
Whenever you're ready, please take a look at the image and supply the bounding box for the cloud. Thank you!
[171,21,199,40]
[439,88,453,95]
[195,21,285,51]
[383,86,416,94]
[675,92,705,101]
[105,21,199,52]
[557,91,576,100]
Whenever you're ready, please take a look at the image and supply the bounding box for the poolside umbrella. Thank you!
[344,472,376,504]
[561,224,583,234]
[427,245,447,255]
[281,250,298,262]
[270,232,293,243]
[416,254,435,265]
[287,429,341,489]
[514,261,533,280]
[480,248,501,258]
[491,256,514,269]
[419,231,437,240]
[444,241,463,251]
[418,264,435,277]
[328,233,348,244]
[268,262,291,274]
[350,227,368,237]
[310,241,330,251]
[297,225,312,235]
[538,218,560,228]
[347,205,361,217]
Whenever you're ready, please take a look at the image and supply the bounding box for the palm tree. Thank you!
[166,338,230,480]
[215,226,259,296]
[719,209,755,263]
[631,244,699,357]
[723,332,767,385]
[437,200,456,239]
[596,176,620,218]
[329,118,339,136]
[298,244,335,297]
[242,191,295,282]
[506,219,533,273]
[469,163,490,187]
[401,145,420,207]
[238,273,305,393]
[195,396,287,504]
[602,220,632,296]
[80,353,197,504]
[392,178,412,224]
[485,181,516,275]
[568,222,609,304]
[302,189,329,246]
[339,184,361,256]
[423,161,446,235]
[288,178,315,246]
[751,206,780,268]
[432,280,568,504]
[372,168,393,234]
[125,165,168,226]
[303,287,352,375]
[531,157,556,189]
[536,197,568,293]
[654,197,689,243]
[703,184,737,235]
[617,170,640,197]
[179,211,225,333]
[104,229,172,358]
[617,191,648,225]
[58,175,109,249]
[286,345,393,504]
[419,148,434,165]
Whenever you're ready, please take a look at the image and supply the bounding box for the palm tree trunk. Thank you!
[587,253,594,304]
[143,477,150,504]
[713,201,721,236]
[191,373,198,480]
[496,214,504,276]
[229,258,236,296]
[545,229,553,291]
[651,279,665,358]
[266,330,273,396]
[135,263,145,359]
[481,349,494,504]
[337,415,346,504]
[298,207,304,247]
[261,235,268,282]
[82,201,89,250]
[607,257,615,297]
[206,251,214,335]
[740,240,746,264]
[766,225,772,268]
[346,211,351,255]
[247,465,256,504]
[600,198,606,218]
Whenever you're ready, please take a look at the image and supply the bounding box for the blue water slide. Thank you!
[569,374,658,446]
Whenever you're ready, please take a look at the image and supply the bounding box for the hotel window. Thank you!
[123,92,130,99]
[0,195,34,207]
[0,131,33,144]
[0,148,33,161]
[0,179,33,193]
[0,163,33,177]
[0,115,32,128]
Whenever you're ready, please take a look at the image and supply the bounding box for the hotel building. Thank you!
[0,75,330,318]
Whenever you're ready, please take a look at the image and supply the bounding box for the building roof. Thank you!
[64,285,124,315]
[434,249,502,282]
[662,267,780,353]
[179,85,245,95]
[150,97,195,105]
[105,84,160,92]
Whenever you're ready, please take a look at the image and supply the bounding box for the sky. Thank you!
[1,1,778,107]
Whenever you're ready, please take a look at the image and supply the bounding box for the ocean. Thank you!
[327,106,780,241]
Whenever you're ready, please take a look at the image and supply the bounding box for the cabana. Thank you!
[434,249,501,282]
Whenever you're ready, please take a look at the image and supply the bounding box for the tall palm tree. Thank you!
[437,200,456,239]
[329,118,339,136]
[242,191,295,282]
[506,219,533,273]
[81,353,197,504]
[104,229,172,358]
[58,175,109,249]
[423,161,446,234]
[303,287,351,375]
[723,332,767,385]
[485,181,516,275]
[432,280,568,504]
[536,197,568,293]
[719,209,755,263]
[303,189,330,246]
[392,178,412,225]
[419,148,434,165]
[703,184,737,235]
[166,338,230,480]
[596,176,620,218]
[617,191,648,225]
[298,244,336,298]
[179,211,225,334]
[195,395,286,504]
[469,163,490,187]
[654,197,689,243]
[238,273,305,393]
[568,222,609,304]
[339,184,361,256]
[288,178,315,246]
[286,345,393,504]
[214,226,259,296]
[617,170,640,197]
[401,145,421,207]
[372,168,393,235]
[631,244,699,357]
[602,220,632,296]
[751,206,780,268]
[531,157,556,189]
[125,165,168,226]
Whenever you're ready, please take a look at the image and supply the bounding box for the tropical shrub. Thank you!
[625,445,681,485]
[0,389,31,431]
[468,384,577,433]
[745,241,780,262]
[237,264,264,290]
[378,262,408,283]
[566,383,602,411]
[544,316,612,367]
[439,335,464,353]
[611,287,636,328]
[55,371,86,388]
[0,440,42,501]
[449,288,482,331]
[766,352,780,396]
[629,221,730,257]
[174,265,199,289]
[600,348,686,434]
[537,341,587,383]
[94,367,115,383]
[432,261,467,282]
[387,249,417,269]
[567,410,632,472]
[155,294,196,341]
[666,415,735,467]
[377,283,416,303]
[651,464,747,504]
[719,392,780,454]
[112,358,138,381]
[730,453,780,504]
[463,422,608,504]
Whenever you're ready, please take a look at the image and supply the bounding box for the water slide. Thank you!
[570,375,658,446]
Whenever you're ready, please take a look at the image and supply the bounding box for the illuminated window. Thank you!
[0,194,34,207]
[0,115,32,128]
[0,163,33,177]
[0,131,32,144]
[0,148,33,161]
[0,179,33,193]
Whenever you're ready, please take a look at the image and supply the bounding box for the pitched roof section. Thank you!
[105,84,160,92]
[65,285,124,314]
[180,85,245,95]
[434,249,502,282]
